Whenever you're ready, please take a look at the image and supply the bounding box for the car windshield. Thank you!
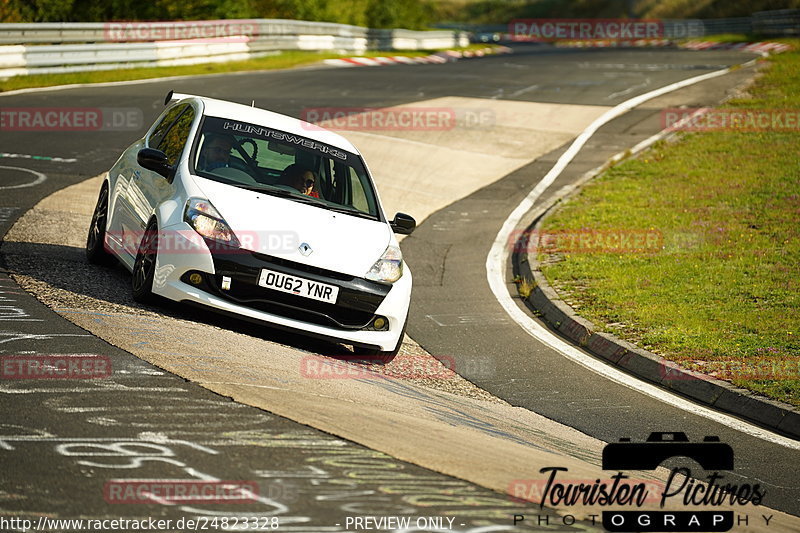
[191,116,381,219]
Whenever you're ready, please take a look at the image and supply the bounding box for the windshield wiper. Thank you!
[324,205,377,220]
[240,185,318,202]
[243,185,330,205]
[239,185,374,216]
[239,184,290,195]
[289,194,328,206]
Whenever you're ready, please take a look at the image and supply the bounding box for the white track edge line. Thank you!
[486,66,800,450]
[0,62,333,98]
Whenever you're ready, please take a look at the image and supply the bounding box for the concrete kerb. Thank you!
[323,45,513,67]
[511,130,800,441]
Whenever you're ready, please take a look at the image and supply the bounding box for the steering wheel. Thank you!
[231,138,262,177]
[238,138,258,161]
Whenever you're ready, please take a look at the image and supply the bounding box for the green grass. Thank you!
[0,44,499,93]
[686,33,752,43]
[513,276,536,299]
[538,39,800,406]
[680,33,793,44]
[0,51,333,92]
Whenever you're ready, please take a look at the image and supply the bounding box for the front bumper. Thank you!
[152,224,411,351]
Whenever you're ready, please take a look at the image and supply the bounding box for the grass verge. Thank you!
[537,39,800,406]
[0,44,499,93]
[684,33,753,43]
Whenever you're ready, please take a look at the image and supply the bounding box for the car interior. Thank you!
[194,130,377,217]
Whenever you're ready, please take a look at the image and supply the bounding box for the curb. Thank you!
[511,134,800,441]
[323,46,512,67]
[681,40,792,54]
[553,39,792,54]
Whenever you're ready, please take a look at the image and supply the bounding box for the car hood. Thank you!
[190,176,392,277]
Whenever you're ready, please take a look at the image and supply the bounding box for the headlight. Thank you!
[365,245,403,283]
[184,198,240,247]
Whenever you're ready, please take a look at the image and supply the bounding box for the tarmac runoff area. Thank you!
[318,96,612,223]
[4,95,799,528]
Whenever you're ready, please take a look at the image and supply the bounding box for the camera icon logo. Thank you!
[603,432,734,471]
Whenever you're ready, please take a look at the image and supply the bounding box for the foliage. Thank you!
[5,0,798,26]
[0,0,432,28]
[429,0,800,26]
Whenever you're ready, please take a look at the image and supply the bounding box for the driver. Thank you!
[199,133,235,171]
[280,164,320,198]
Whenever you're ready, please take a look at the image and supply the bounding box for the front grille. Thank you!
[195,245,392,330]
[210,274,376,329]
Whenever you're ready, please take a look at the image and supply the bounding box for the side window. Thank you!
[349,168,369,213]
[148,104,186,148]
[157,107,196,165]
[318,157,334,199]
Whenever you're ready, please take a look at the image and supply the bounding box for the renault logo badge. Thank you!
[299,243,313,256]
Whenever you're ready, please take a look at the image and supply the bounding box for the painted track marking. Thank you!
[486,63,800,451]
[0,166,47,190]
[0,152,77,163]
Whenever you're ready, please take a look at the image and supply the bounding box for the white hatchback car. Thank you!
[87,91,415,362]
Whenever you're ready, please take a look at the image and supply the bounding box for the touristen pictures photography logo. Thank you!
[512,433,769,532]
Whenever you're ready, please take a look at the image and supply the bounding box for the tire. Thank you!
[132,221,159,303]
[352,316,407,365]
[86,184,117,266]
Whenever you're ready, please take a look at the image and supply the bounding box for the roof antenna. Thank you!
[251,100,255,107]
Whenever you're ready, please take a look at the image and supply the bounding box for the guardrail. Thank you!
[438,9,799,41]
[754,9,800,36]
[0,19,468,78]
[664,12,798,37]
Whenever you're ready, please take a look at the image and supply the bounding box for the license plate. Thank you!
[257,268,339,304]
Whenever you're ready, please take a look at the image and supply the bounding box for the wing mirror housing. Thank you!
[390,212,416,235]
[137,148,173,179]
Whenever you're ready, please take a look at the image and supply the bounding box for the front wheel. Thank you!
[132,222,159,303]
[86,184,116,266]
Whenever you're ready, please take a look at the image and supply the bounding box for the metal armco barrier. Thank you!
[440,9,799,42]
[753,9,800,36]
[0,19,469,78]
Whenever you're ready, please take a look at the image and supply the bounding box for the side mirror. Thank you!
[137,148,172,178]
[390,212,416,235]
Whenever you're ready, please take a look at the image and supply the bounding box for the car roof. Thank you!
[178,94,361,155]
